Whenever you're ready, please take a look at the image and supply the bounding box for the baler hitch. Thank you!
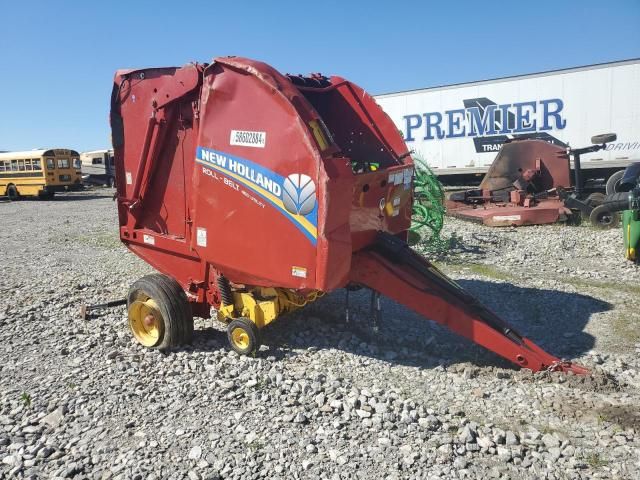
[79,298,127,320]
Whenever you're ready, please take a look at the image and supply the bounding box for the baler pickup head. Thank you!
[110,56,588,373]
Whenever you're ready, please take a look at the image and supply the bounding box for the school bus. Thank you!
[0,148,83,199]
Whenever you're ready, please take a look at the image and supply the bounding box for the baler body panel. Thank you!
[112,57,413,293]
[191,60,321,289]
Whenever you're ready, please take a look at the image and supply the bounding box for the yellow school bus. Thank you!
[0,148,82,199]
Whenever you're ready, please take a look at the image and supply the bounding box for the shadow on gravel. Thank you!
[193,279,612,372]
[0,193,112,203]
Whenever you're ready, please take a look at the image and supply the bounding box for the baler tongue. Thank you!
[350,232,588,374]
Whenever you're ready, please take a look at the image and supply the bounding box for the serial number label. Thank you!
[229,130,266,148]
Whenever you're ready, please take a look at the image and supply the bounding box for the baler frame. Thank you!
[110,56,588,374]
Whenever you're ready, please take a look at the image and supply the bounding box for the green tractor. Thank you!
[619,164,640,263]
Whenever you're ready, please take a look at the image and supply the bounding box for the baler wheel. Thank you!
[227,318,260,356]
[127,274,193,350]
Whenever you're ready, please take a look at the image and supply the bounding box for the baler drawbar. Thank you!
[110,56,587,374]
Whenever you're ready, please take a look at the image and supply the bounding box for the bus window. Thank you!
[0,161,5,172]
[10,160,18,171]
[32,159,41,170]
[46,158,55,169]
[25,159,32,171]
[73,157,81,169]
[57,158,69,169]
[18,160,25,171]
[92,157,102,165]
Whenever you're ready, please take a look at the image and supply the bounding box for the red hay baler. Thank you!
[110,56,587,374]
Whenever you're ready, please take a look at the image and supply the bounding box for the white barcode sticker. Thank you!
[493,215,521,221]
[126,172,132,185]
[230,130,266,148]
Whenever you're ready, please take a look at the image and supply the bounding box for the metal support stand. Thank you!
[345,289,351,324]
[370,290,381,333]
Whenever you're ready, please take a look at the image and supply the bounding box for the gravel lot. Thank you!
[1,189,639,479]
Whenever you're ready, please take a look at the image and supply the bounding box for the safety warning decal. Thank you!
[196,227,207,247]
[291,266,307,278]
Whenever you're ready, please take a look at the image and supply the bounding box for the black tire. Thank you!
[589,205,620,229]
[127,273,193,350]
[227,318,260,355]
[581,193,606,222]
[585,192,605,207]
[566,210,582,226]
[38,190,55,200]
[606,170,624,195]
[6,185,19,201]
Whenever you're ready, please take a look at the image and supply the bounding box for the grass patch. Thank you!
[610,313,640,344]
[76,232,121,249]
[563,277,640,297]
[466,264,513,282]
[20,392,32,408]
[440,262,514,282]
[585,452,609,468]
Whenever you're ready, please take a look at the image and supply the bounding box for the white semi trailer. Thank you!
[375,58,640,187]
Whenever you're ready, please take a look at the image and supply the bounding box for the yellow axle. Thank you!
[217,287,323,328]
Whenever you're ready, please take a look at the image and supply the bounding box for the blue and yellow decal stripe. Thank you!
[196,147,318,245]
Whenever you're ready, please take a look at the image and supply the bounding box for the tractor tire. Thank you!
[585,192,605,207]
[227,318,261,356]
[6,184,19,201]
[606,170,624,195]
[589,204,620,229]
[127,274,193,350]
[581,193,606,223]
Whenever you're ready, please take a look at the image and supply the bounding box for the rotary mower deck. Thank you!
[109,56,587,374]
[447,134,618,227]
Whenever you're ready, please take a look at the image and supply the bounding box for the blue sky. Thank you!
[1,0,638,152]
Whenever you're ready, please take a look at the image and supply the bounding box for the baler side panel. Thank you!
[111,66,207,291]
[191,62,320,289]
[315,158,355,292]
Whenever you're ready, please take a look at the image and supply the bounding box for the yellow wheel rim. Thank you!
[128,298,163,347]
[231,327,250,351]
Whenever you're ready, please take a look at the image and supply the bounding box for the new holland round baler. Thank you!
[109,56,587,374]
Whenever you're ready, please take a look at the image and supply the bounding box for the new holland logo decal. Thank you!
[282,174,316,216]
[196,147,318,245]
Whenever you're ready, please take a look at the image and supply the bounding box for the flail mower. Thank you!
[109,56,587,374]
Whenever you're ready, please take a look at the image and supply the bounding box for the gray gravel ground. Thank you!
[1,189,639,479]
